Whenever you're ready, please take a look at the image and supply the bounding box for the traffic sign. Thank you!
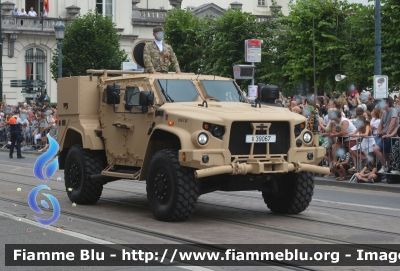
[23,93,37,98]
[10,79,46,88]
[11,80,30,83]
[245,39,262,63]
[31,80,46,87]
[373,75,388,99]
[10,80,31,87]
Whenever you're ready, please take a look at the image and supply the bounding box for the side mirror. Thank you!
[139,91,154,106]
[106,84,120,105]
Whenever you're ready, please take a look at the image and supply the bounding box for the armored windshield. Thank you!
[156,79,199,102]
[201,80,244,102]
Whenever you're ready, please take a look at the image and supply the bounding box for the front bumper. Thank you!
[194,161,329,178]
[179,148,329,178]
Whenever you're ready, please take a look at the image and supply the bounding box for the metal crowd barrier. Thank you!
[320,133,400,182]
[0,124,58,151]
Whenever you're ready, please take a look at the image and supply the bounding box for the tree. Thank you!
[164,8,206,73]
[202,9,258,78]
[280,0,354,94]
[342,3,375,90]
[164,8,280,89]
[50,11,127,81]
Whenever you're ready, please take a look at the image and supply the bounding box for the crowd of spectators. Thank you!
[0,100,58,152]
[12,7,46,17]
[277,88,400,184]
[2,87,400,184]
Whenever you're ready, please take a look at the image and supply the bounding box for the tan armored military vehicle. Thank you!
[57,68,329,222]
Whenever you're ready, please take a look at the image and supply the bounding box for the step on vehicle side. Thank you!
[57,69,329,222]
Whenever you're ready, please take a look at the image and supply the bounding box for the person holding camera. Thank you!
[374,98,399,173]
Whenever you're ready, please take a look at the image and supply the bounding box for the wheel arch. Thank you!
[58,128,105,169]
[139,129,181,180]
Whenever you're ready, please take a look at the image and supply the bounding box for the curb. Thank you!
[0,148,41,156]
[2,147,399,193]
[315,177,400,194]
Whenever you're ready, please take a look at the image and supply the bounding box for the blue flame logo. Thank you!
[28,134,61,225]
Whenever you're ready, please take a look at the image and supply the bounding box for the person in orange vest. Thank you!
[9,109,25,159]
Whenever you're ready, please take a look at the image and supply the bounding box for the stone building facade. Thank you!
[1,0,288,104]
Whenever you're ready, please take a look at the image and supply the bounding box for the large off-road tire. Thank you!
[146,149,199,222]
[64,145,107,204]
[262,172,314,214]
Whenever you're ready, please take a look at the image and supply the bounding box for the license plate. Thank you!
[246,135,276,143]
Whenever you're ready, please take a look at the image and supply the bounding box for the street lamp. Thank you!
[54,17,66,78]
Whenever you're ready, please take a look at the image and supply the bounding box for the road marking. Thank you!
[312,199,400,211]
[0,210,114,244]
[0,211,213,271]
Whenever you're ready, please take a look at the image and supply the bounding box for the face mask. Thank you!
[337,148,345,157]
[303,108,311,116]
[367,155,374,162]
[355,119,364,128]
[378,101,386,109]
[360,94,368,102]
[155,32,164,40]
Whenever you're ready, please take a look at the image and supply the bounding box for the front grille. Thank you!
[229,122,290,156]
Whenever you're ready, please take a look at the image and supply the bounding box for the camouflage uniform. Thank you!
[143,41,180,73]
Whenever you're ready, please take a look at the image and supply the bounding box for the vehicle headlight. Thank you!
[203,122,225,139]
[294,122,306,137]
[303,132,313,144]
[212,125,225,138]
[198,133,209,145]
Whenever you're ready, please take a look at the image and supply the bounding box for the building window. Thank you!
[25,48,46,81]
[258,0,266,6]
[96,0,113,17]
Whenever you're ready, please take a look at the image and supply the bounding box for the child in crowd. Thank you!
[354,154,380,183]
[348,115,375,172]
[333,145,352,181]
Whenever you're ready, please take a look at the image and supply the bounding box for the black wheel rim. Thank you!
[68,163,82,189]
[154,169,172,204]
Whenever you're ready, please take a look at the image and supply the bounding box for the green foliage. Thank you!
[203,9,258,78]
[164,8,280,89]
[164,8,206,73]
[164,1,400,93]
[280,0,353,93]
[50,11,127,81]
[342,3,375,90]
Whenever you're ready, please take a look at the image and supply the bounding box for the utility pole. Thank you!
[374,0,381,75]
[312,0,318,133]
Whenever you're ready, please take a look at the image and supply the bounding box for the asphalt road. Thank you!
[0,150,399,271]
[1,150,398,211]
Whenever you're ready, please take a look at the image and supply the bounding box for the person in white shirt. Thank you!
[370,107,382,136]
[28,7,37,17]
[19,8,27,16]
[329,109,358,162]
[43,8,48,17]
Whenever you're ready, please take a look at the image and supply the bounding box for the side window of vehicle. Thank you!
[124,87,140,105]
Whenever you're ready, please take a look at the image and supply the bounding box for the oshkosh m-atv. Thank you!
[57,69,329,222]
